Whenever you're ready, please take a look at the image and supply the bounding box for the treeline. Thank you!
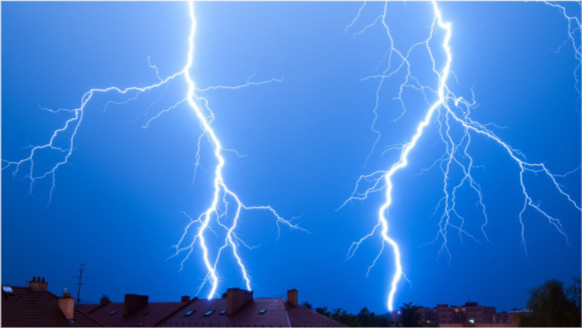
[302,301,429,327]
[304,278,581,327]
[302,302,391,327]
[519,278,580,327]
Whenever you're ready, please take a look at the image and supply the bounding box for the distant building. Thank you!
[2,277,104,327]
[80,288,344,327]
[439,321,518,328]
[392,301,519,327]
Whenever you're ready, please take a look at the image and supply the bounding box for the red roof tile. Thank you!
[80,301,191,327]
[2,286,103,327]
[157,298,344,327]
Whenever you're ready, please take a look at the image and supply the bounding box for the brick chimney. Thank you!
[28,276,48,291]
[226,288,253,315]
[100,295,111,305]
[123,294,149,317]
[181,295,190,302]
[287,289,298,307]
[59,289,75,320]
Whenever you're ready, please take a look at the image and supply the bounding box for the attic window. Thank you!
[220,311,226,315]
[110,311,116,315]
[2,286,15,296]
[185,310,195,316]
[259,310,267,315]
[204,310,215,317]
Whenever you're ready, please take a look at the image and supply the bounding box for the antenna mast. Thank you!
[75,263,85,304]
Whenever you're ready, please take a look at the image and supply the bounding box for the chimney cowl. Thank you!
[62,289,72,298]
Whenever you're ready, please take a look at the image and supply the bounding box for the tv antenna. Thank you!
[75,263,85,304]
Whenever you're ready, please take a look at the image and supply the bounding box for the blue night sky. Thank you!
[2,1,581,315]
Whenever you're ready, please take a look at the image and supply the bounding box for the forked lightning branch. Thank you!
[341,0,581,311]
[2,0,580,312]
[2,1,306,300]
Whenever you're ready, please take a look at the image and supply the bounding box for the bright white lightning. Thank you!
[342,1,581,311]
[2,1,304,299]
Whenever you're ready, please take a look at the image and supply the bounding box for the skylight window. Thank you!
[259,310,267,314]
[110,311,116,315]
[185,310,195,316]
[220,311,226,315]
[138,323,144,327]
[2,286,15,296]
[204,310,215,317]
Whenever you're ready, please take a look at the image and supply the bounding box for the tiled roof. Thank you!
[286,303,344,327]
[157,297,344,327]
[2,286,103,327]
[79,301,191,327]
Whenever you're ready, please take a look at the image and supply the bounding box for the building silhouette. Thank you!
[391,301,522,327]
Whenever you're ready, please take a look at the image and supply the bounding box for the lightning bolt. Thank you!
[543,1,582,94]
[342,0,581,311]
[2,1,305,299]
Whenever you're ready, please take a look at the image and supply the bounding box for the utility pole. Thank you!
[75,263,85,305]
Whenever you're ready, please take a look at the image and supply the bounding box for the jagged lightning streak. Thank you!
[3,1,304,300]
[543,0,582,94]
[342,1,581,311]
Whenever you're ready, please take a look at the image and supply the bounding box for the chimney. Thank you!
[226,288,253,315]
[181,295,190,302]
[287,289,298,307]
[123,294,149,317]
[28,276,48,291]
[59,289,75,320]
[100,295,111,305]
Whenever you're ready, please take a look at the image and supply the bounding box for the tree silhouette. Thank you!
[519,279,580,327]
[568,278,582,323]
[331,308,360,327]
[398,302,423,327]
[315,305,331,318]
